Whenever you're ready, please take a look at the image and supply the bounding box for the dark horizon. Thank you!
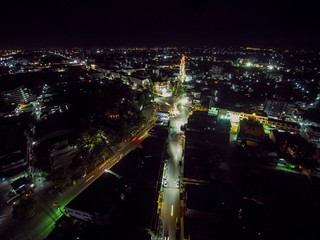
[1,0,320,50]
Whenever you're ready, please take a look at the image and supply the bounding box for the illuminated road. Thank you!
[3,121,156,240]
[1,52,185,239]
[160,97,188,240]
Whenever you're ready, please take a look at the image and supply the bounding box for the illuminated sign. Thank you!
[158,112,170,121]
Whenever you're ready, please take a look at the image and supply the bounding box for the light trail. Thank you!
[98,163,106,170]
[84,175,94,184]
[171,205,173,216]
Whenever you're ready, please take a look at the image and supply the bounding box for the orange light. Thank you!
[99,163,106,170]
[84,175,94,183]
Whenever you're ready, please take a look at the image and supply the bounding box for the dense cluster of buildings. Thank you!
[1,46,320,239]
[177,47,320,239]
[54,120,169,239]
[0,48,176,178]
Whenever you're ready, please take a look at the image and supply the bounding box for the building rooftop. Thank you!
[111,137,164,187]
[109,136,164,232]
[66,173,123,215]
[119,186,157,230]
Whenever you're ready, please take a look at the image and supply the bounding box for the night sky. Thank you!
[1,0,319,49]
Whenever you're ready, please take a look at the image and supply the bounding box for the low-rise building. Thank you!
[216,108,300,134]
[65,173,126,225]
[153,78,170,92]
[267,119,300,133]
[263,98,297,120]
[1,87,36,105]
[128,75,149,88]
[305,125,320,145]
[237,119,266,145]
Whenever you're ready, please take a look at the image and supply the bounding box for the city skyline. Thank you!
[1,45,320,240]
[1,1,320,239]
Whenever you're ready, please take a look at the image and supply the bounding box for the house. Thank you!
[128,76,149,88]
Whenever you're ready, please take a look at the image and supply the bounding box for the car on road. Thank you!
[176,180,180,188]
[164,180,168,187]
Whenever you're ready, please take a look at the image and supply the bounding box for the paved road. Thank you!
[160,98,188,240]
[2,121,156,240]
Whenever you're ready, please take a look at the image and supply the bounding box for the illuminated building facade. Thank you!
[263,98,297,120]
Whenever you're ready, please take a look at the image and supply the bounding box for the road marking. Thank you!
[171,205,173,216]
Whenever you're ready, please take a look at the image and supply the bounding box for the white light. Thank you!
[185,76,192,82]
[171,205,173,216]
[181,98,188,105]
[268,65,274,70]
